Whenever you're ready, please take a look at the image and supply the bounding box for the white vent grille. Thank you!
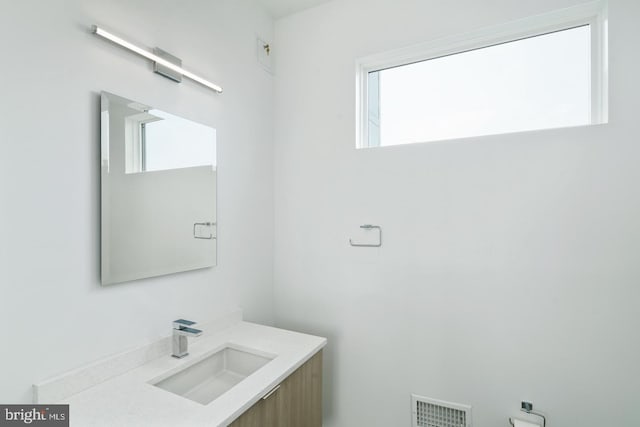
[412,394,472,427]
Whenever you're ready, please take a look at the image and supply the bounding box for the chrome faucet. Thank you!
[172,319,203,358]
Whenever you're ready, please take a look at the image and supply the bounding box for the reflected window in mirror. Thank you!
[124,109,216,174]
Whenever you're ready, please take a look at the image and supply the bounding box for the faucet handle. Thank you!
[173,319,197,329]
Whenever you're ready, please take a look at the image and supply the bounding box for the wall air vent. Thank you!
[412,394,472,427]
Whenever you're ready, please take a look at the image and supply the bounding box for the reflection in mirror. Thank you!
[124,108,216,174]
[101,92,217,285]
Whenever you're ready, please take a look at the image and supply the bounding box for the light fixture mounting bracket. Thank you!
[153,48,182,83]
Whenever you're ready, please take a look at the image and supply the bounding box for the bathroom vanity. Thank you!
[229,351,322,427]
[33,311,326,427]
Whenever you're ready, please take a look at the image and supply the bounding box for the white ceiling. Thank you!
[256,0,333,19]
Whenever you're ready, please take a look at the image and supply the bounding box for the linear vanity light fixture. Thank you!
[92,25,223,93]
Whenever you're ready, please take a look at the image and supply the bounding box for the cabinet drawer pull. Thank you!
[262,385,280,400]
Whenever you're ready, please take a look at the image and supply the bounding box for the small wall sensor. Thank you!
[256,37,273,73]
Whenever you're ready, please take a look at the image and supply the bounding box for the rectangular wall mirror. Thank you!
[101,92,217,285]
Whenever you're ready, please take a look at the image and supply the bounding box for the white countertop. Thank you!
[60,322,326,427]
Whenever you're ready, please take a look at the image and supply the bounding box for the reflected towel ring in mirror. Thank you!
[194,222,217,240]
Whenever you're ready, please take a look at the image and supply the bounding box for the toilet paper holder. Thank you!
[509,401,546,427]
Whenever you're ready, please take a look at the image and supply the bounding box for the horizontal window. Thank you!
[357,3,607,148]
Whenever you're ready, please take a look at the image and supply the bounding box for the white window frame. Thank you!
[355,1,608,149]
[124,113,162,174]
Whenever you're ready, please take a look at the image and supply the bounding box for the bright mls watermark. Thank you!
[0,405,68,426]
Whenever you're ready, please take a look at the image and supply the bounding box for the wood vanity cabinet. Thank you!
[229,350,322,427]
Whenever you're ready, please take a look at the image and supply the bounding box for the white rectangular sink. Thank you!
[152,346,275,405]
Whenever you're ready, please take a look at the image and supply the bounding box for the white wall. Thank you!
[0,0,275,403]
[273,1,640,426]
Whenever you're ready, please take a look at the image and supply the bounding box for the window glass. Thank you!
[367,25,592,147]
